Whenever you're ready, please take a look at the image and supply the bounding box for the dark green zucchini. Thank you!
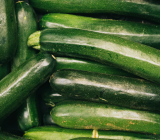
[0,0,17,64]
[51,100,160,135]
[12,1,40,131]
[0,52,56,123]
[23,125,160,140]
[0,131,29,140]
[50,69,160,112]
[39,13,160,49]
[28,0,160,23]
[0,63,10,80]
[28,28,160,84]
[55,57,138,78]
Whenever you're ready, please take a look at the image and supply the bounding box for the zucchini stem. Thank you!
[27,31,41,49]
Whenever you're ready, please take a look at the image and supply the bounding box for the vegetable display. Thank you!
[1,0,160,139]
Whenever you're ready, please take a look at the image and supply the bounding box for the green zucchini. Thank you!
[12,1,40,131]
[28,28,160,84]
[23,125,160,140]
[28,0,160,23]
[55,57,138,78]
[0,131,29,140]
[0,0,17,64]
[0,52,56,123]
[50,69,160,112]
[39,13,160,49]
[0,63,10,80]
[70,138,112,140]
[51,100,160,135]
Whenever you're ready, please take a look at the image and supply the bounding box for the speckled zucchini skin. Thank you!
[23,125,160,140]
[0,131,29,140]
[0,52,56,123]
[29,0,160,23]
[39,13,160,49]
[32,28,160,84]
[0,0,17,64]
[50,69,160,112]
[51,100,160,135]
[12,1,40,132]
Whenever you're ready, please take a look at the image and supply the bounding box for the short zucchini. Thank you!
[0,52,56,123]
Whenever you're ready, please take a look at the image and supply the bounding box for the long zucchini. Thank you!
[51,100,160,135]
[28,28,160,84]
[39,13,160,49]
[50,69,160,112]
[0,0,17,64]
[28,0,160,23]
[12,1,40,131]
[0,52,56,123]
[23,125,160,140]
[55,57,138,78]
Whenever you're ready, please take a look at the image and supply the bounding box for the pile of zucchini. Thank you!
[1,0,160,139]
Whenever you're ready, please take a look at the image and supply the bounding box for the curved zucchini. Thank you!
[50,69,160,112]
[0,63,10,80]
[39,13,160,49]
[0,131,29,140]
[12,1,40,131]
[28,28,160,84]
[23,125,160,140]
[28,0,160,23]
[0,52,56,123]
[0,0,17,64]
[51,100,160,135]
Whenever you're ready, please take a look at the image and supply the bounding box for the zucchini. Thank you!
[0,0,17,64]
[0,52,56,123]
[28,28,160,84]
[39,13,160,49]
[51,100,160,135]
[23,125,160,140]
[50,69,160,112]
[28,0,160,23]
[71,138,112,140]
[55,57,138,78]
[0,131,29,140]
[12,1,40,131]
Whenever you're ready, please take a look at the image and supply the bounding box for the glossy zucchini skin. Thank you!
[0,52,56,123]
[51,100,160,135]
[39,13,160,49]
[0,0,17,64]
[29,28,160,84]
[55,57,138,78]
[23,126,160,140]
[12,1,40,132]
[50,69,160,112]
[28,0,160,23]
[0,63,10,80]
[0,131,29,140]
